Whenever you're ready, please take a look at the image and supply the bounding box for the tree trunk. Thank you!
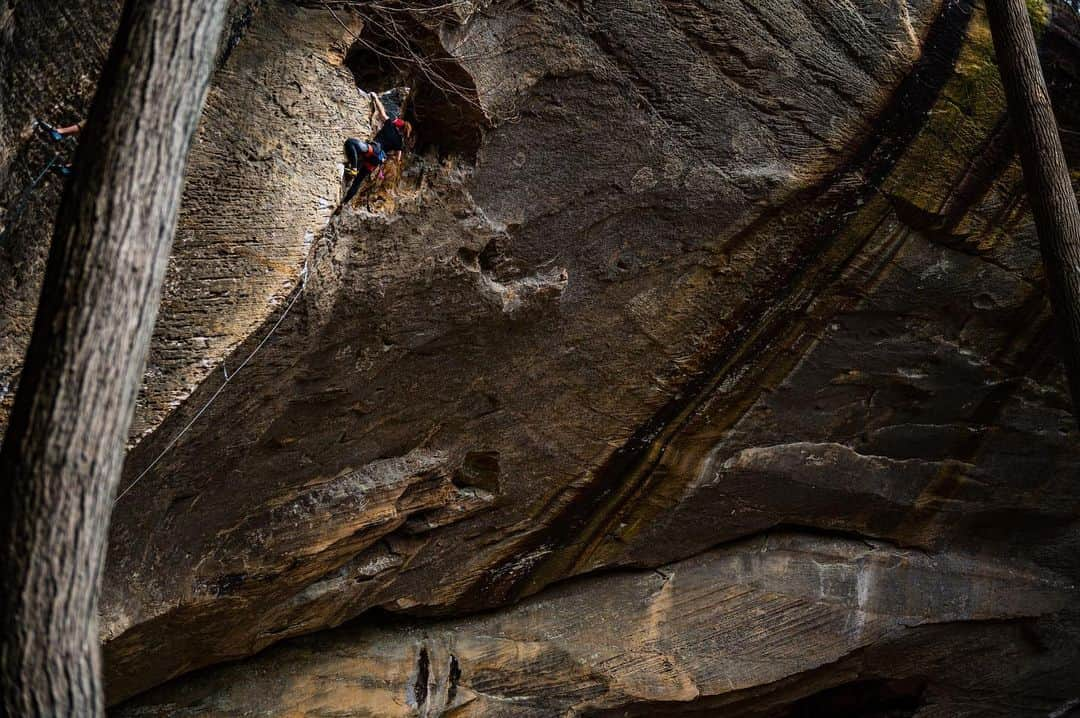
[0,0,227,714]
[985,0,1080,412]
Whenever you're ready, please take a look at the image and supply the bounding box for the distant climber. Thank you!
[0,119,83,242]
[36,119,85,176]
[341,92,413,204]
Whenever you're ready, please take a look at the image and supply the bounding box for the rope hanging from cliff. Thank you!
[0,154,62,246]
[114,259,310,504]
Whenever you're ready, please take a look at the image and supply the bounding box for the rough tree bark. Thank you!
[986,0,1080,412]
[0,0,228,714]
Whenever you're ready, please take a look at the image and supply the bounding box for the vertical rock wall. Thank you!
[1,0,373,440]
[0,0,122,416]
[102,0,1080,706]
[3,0,1080,712]
[132,1,369,438]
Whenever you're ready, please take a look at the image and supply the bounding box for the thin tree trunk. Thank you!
[0,0,227,714]
[985,0,1080,412]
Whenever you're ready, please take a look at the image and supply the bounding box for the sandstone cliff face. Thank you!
[3,0,1080,715]
[116,534,1075,716]
[1,0,362,438]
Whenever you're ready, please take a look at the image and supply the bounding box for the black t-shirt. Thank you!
[375,118,406,152]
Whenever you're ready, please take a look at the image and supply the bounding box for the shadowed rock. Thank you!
[114,532,1075,716]
[2,0,1080,710]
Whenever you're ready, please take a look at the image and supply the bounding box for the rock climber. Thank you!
[370,92,412,160]
[36,119,85,176]
[341,93,413,204]
[0,119,84,241]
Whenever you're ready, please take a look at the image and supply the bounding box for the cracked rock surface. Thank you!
[2,0,1080,713]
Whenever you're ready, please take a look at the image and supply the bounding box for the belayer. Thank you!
[342,92,413,204]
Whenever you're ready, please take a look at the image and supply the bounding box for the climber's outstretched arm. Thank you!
[56,120,86,136]
[371,93,390,124]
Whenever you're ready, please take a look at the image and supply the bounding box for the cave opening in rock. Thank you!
[344,13,485,160]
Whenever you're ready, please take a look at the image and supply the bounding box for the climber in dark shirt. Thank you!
[341,93,413,205]
[371,92,413,158]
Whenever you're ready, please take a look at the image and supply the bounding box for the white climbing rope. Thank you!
[114,260,310,504]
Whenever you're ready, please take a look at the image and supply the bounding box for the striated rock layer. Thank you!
[117,533,1075,716]
[3,0,1080,713]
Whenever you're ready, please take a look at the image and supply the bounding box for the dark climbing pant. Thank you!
[343,138,380,204]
